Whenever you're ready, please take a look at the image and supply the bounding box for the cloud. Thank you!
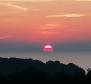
[26,0,55,2]
[45,24,59,27]
[46,14,86,18]
[65,29,80,31]
[0,3,28,11]
[75,0,91,2]
[0,36,13,40]
[7,3,28,11]
[0,18,18,22]
[39,31,58,35]
[0,0,55,2]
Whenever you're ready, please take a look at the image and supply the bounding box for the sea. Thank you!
[0,51,91,71]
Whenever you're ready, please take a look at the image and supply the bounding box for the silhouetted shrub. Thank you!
[0,57,90,84]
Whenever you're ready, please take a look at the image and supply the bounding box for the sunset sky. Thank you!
[0,0,91,52]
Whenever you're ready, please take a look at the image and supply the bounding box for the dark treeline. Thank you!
[0,57,91,84]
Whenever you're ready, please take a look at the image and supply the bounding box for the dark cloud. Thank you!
[0,41,41,52]
[55,42,91,52]
[0,41,91,52]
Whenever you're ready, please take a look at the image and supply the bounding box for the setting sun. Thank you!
[43,45,54,52]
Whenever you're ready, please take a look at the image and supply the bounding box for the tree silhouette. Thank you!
[0,57,90,84]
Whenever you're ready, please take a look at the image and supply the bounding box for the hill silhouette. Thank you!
[0,57,91,84]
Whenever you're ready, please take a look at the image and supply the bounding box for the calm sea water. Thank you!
[0,52,91,70]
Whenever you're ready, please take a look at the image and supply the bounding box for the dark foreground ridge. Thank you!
[0,57,91,84]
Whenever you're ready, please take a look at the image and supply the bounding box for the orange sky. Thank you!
[0,0,91,45]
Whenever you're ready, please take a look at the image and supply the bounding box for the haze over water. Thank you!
[0,51,91,70]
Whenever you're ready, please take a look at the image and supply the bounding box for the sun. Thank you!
[43,45,54,52]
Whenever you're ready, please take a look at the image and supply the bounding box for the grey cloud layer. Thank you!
[0,41,91,52]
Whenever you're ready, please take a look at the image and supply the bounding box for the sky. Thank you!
[0,0,91,52]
